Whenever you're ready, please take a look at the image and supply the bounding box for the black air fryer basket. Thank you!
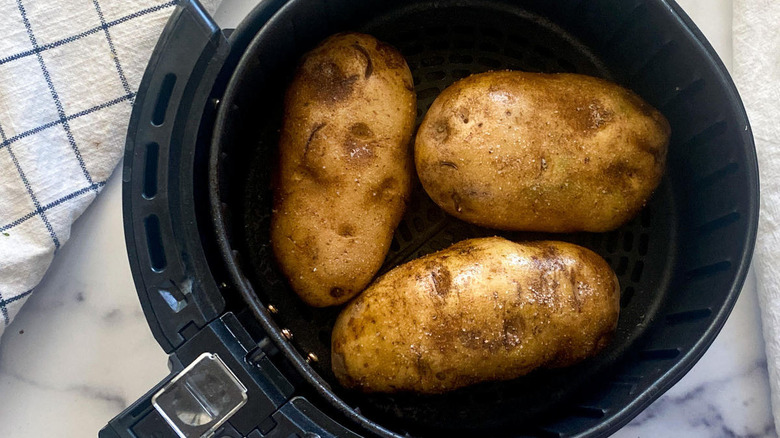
[103,0,758,437]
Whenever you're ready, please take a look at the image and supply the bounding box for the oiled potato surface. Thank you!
[271,33,416,307]
[332,237,620,393]
[415,71,670,232]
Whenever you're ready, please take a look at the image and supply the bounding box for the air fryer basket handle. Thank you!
[122,0,230,353]
[100,314,361,438]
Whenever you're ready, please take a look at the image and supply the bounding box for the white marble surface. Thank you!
[0,0,774,437]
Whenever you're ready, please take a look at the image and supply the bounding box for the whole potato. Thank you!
[331,237,620,394]
[415,71,670,232]
[271,33,416,307]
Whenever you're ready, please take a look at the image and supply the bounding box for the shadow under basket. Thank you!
[209,0,758,437]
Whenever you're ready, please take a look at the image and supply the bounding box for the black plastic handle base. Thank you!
[100,313,360,438]
[100,313,292,437]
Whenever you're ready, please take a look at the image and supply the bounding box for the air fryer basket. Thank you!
[210,0,757,436]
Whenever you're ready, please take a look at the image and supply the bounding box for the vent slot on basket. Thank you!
[696,211,740,235]
[684,260,732,280]
[144,214,167,272]
[666,308,712,325]
[639,348,681,361]
[152,73,177,126]
[143,142,159,199]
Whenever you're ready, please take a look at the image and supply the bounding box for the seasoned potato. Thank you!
[271,33,416,307]
[415,71,670,232]
[332,237,620,394]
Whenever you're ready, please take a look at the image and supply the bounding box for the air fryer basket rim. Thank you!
[626,0,759,427]
[207,0,759,436]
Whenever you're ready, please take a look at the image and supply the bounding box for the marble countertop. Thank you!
[0,0,774,437]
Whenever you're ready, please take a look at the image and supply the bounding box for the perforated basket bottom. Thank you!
[238,4,677,436]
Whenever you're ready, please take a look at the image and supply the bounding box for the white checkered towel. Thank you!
[0,0,221,339]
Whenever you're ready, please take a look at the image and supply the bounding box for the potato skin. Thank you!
[415,71,670,232]
[271,33,416,307]
[331,237,620,394]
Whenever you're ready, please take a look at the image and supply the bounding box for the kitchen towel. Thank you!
[734,0,780,434]
[0,0,221,339]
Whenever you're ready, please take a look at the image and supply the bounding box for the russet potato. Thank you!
[415,71,670,232]
[271,33,416,307]
[331,237,620,394]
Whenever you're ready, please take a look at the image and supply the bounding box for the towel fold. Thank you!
[733,0,780,434]
[0,0,220,340]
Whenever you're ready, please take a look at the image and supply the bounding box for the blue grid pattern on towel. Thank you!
[0,0,179,326]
